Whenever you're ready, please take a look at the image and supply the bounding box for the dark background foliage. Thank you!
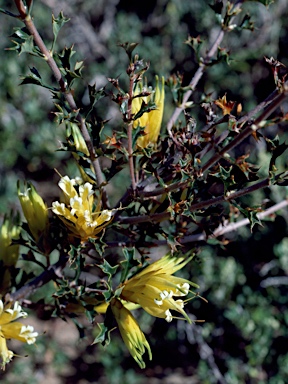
[0,0,288,383]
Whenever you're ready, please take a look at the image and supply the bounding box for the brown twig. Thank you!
[201,88,288,174]
[6,254,69,303]
[134,85,288,200]
[166,28,224,139]
[166,1,243,139]
[107,199,288,247]
[116,177,271,225]
[13,1,107,198]
[6,198,287,303]
[212,199,288,237]
[127,76,137,191]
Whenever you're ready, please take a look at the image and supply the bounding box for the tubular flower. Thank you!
[0,216,21,294]
[132,75,165,148]
[51,176,113,241]
[110,298,152,369]
[18,181,49,243]
[0,300,38,370]
[119,254,199,323]
[67,123,95,184]
[0,215,20,267]
[68,123,90,156]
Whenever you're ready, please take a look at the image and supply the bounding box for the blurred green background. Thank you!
[0,0,288,383]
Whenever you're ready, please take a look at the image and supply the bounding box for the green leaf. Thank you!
[97,259,118,283]
[93,305,115,346]
[217,47,231,65]
[209,1,224,14]
[84,84,107,119]
[8,27,43,57]
[118,42,139,61]
[266,136,288,183]
[239,13,255,31]
[53,103,80,124]
[65,61,84,85]
[132,124,146,148]
[72,318,85,339]
[120,247,141,283]
[231,201,262,231]
[88,232,107,257]
[212,165,236,192]
[51,11,70,53]
[56,45,75,70]
[185,35,203,62]
[133,100,156,121]
[55,46,83,87]
[274,171,288,186]
[20,67,56,90]
[269,142,288,172]
[92,323,111,346]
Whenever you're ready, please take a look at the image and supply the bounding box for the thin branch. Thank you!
[108,199,288,248]
[117,177,271,225]
[261,276,288,288]
[127,76,137,191]
[6,254,69,303]
[212,199,288,237]
[166,1,243,139]
[167,29,224,138]
[201,88,288,174]
[13,1,107,195]
[111,4,286,208]
[6,200,287,302]
[183,317,227,384]
[14,0,26,18]
[133,85,288,200]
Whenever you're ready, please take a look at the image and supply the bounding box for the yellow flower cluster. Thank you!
[52,176,113,241]
[120,254,197,322]
[132,76,165,148]
[109,254,198,368]
[0,300,38,370]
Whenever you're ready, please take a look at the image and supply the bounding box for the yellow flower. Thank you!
[132,75,165,148]
[68,123,90,156]
[18,181,49,243]
[0,300,38,370]
[0,215,21,294]
[119,254,199,323]
[52,176,112,241]
[67,123,96,184]
[110,298,152,369]
[0,215,20,267]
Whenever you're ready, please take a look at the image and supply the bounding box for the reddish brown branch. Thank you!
[13,0,106,193]
[6,196,287,302]
[127,76,137,191]
[117,177,271,225]
[108,199,288,247]
[135,85,288,200]
[167,1,243,138]
[6,254,69,303]
[201,89,288,174]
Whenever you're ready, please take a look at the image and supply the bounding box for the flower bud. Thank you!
[0,215,20,267]
[18,181,49,242]
[68,123,89,156]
